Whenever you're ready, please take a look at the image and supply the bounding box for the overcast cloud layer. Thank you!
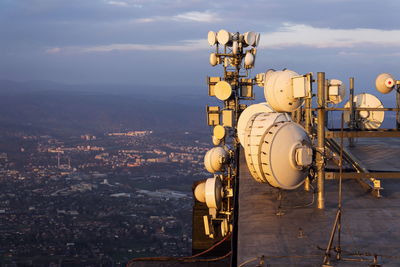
[1,0,400,93]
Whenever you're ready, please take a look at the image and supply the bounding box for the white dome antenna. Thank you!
[375,73,396,94]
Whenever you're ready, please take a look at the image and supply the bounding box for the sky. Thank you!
[1,0,400,94]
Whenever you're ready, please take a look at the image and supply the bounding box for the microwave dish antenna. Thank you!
[344,93,385,129]
[208,31,217,46]
[204,146,229,173]
[375,73,396,94]
[205,176,224,210]
[264,69,304,112]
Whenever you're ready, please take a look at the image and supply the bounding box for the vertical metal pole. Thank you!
[304,96,312,192]
[317,72,326,210]
[349,77,355,147]
[296,107,302,124]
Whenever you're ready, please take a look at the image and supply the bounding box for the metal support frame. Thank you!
[317,72,326,210]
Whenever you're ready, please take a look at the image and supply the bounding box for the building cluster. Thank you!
[0,130,209,266]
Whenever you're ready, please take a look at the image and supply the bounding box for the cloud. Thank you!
[45,23,400,55]
[45,47,61,54]
[134,10,220,23]
[46,39,208,54]
[261,23,400,49]
[107,1,129,7]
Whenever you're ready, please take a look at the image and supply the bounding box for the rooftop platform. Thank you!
[237,138,400,266]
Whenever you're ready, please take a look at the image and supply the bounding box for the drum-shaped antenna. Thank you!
[243,117,313,189]
[237,102,290,146]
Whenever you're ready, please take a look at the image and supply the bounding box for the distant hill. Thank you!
[0,80,210,136]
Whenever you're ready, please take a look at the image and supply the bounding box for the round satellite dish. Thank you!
[344,93,385,129]
[242,113,292,183]
[204,146,228,173]
[217,29,232,45]
[244,32,256,46]
[213,125,226,140]
[257,121,312,189]
[264,69,304,112]
[327,79,346,104]
[214,81,232,100]
[237,102,288,146]
[205,176,223,210]
[244,52,254,67]
[209,53,218,66]
[208,31,217,46]
[194,181,206,203]
[375,73,395,94]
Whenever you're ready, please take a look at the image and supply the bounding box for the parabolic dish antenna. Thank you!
[344,93,385,130]
[204,146,228,173]
[264,69,304,112]
[214,81,232,100]
[242,112,292,183]
[217,29,232,45]
[244,31,256,46]
[244,119,312,189]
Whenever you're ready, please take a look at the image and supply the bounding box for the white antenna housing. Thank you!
[217,29,232,46]
[243,115,312,189]
[237,102,290,146]
[327,79,346,104]
[214,81,232,100]
[264,69,304,112]
[205,176,223,211]
[204,146,228,173]
[344,93,385,129]
[375,73,396,94]
[194,181,206,203]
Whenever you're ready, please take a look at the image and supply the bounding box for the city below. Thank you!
[0,129,210,266]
